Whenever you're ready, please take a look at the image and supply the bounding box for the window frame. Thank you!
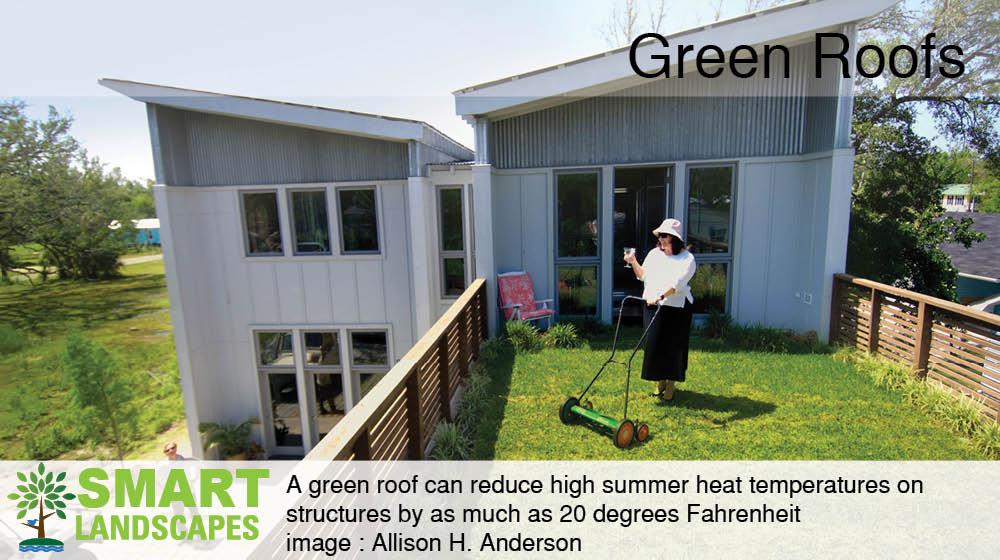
[436,185,467,299]
[287,188,333,256]
[684,163,738,315]
[347,329,391,372]
[253,330,303,454]
[239,190,285,257]
[554,168,603,318]
[335,186,382,256]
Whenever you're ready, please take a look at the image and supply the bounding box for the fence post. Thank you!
[480,283,489,343]
[352,428,371,460]
[438,334,453,421]
[867,287,881,355]
[829,277,842,345]
[404,372,423,459]
[913,301,932,378]
[458,306,470,378]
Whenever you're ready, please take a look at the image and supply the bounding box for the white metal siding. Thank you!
[489,43,843,169]
[162,183,415,427]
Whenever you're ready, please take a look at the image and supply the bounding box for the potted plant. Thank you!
[199,418,260,460]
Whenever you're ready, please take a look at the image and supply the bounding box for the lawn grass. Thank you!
[470,329,986,460]
[0,259,182,459]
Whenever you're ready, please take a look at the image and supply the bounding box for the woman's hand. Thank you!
[646,296,660,306]
[624,252,638,266]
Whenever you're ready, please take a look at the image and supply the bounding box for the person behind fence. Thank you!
[623,218,696,402]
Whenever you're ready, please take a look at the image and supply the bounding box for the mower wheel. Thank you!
[614,420,635,449]
[560,397,580,425]
[583,400,593,410]
[636,423,650,443]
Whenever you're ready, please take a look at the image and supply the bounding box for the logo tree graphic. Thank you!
[6,463,76,540]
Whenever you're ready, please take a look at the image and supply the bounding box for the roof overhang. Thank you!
[100,79,473,160]
[454,0,900,121]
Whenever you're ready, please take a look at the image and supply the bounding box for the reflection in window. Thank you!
[438,187,466,297]
[290,190,330,254]
[313,373,345,440]
[558,266,598,317]
[557,173,599,258]
[303,331,340,367]
[242,192,282,255]
[687,167,733,254]
[690,262,728,314]
[359,373,387,400]
[267,373,302,447]
[443,258,466,297]
[257,332,294,366]
[350,331,389,366]
[338,188,379,253]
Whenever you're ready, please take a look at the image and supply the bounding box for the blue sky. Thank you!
[3,0,944,181]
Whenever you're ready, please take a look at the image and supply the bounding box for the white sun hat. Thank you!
[652,218,685,242]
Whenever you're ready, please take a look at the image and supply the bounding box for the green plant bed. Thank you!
[466,328,989,460]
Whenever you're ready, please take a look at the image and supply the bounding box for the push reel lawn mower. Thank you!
[559,296,660,448]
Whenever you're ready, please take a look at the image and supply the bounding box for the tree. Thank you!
[6,463,76,541]
[62,333,139,460]
[0,100,144,281]
[847,0,997,299]
[848,98,985,299]
[599,0,668,47]
[854,0,999,168]
[974,178,1000,211]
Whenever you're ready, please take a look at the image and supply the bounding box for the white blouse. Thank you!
[638,248,697,307]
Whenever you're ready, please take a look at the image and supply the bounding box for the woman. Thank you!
[624,218,696,401]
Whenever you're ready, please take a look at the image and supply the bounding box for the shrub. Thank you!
[0,323,25,354]
[543,323,582,349]
[478,337,508,362]
[199,418,259,458]
[504,320,542,354]
[570,316,611,338]
[727,324,795,353]
[837,349,1000,459]
[456,367,491,429]
[699,311,731,339]
[429,421,469,460]
[24,416,88,460]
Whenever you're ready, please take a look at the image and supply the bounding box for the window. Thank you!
[338,188,379,253]
[255,331,302,450]
[687,166,733,254]
[686,165,735,314]
[689,263,728,315]
[350,330,390,400]
[289,190,331,254]
[242,191,283,255]
[438,186,466,297]
[303,331,344,441]
[556,171,601,317]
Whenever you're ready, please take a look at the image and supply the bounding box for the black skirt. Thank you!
[641,301,693,382]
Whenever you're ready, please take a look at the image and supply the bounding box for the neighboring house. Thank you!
[103,0,898,457]
[942,184,978,212]
[108,218,161,245]
[941,212,1000,312]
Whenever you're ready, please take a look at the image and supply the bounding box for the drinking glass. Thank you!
[623,247,636,268]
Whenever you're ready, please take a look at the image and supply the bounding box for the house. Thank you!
[102,0,898,457]
[942,184,978,212]
[108,218,161,245]
[941,212,1000,312]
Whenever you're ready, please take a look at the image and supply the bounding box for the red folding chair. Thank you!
[498,271,556,329]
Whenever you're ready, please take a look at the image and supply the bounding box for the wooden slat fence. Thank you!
[831,273,1000,421]
[305,278,487,460]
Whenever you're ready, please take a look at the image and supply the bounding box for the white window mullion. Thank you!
[291,329,314,452]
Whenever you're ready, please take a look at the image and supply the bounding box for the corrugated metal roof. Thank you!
[943,184,972,196]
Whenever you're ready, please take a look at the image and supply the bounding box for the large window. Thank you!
[289,190,331,254]
[686,165,735,314]
[255,331,302,451]
[242,191,283,255]
[438,186,466,297]
[337,188,380,254]
[556,171,601,317]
